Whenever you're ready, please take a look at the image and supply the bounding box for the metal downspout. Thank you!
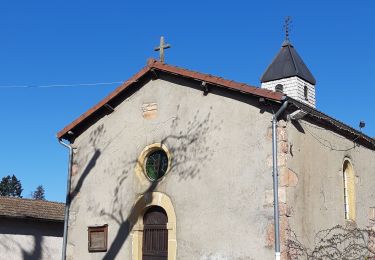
[58,139,73,260]
[272,97,289,260]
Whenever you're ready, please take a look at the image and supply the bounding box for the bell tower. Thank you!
[260,19,316,108]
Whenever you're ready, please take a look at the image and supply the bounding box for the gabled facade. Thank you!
[58,59,375,260]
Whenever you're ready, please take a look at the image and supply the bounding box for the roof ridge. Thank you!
[287,44,298,74]
[0,196,64,205]
[151,60,258,88]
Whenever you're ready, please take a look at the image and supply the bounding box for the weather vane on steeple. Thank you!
[283,16,292,41]
[154,36,171,64]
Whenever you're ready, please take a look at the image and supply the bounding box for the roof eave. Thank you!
[286,97,375,150]
[57,59,283,141]
[261,75,316,86]
[0,215,64,222]
[56,64,152,141]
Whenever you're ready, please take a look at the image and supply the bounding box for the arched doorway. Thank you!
[131,192,176,260]
[142,206,168,260]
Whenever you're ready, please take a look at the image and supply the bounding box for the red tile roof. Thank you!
[57,59,283,140]
[0,196,65,222]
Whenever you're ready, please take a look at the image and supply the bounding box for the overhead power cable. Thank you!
[0,81,134,89]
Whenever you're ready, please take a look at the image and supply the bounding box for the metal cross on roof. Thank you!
[283,16,292,41]
[154,36,171,64]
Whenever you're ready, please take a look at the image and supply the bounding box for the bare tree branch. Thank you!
[287,224,375,260]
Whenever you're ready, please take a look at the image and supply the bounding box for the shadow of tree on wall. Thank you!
[70,124,106,202]
[96,107,220,259]
[0,234,43,260]
[70,118,136,202]
[287,225,375,259]
[162,106,218,180]
[22,235,43,260]
[100,182,158,260]
[0,219,62,260]
[70,150,101,202]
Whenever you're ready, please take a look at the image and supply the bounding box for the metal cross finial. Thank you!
[283,16,292,41]
[154,36,171,63]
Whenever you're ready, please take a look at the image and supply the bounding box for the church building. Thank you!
[57,35,375,259]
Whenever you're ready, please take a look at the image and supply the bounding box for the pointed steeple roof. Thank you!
[261,40,316,85]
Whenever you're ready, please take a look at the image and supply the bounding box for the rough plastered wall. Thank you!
[66,75,280,260]
[284,117,375,255]
[0,218,63,260]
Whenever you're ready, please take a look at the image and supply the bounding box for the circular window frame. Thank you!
[144,149,169,181]
[135,143,172,184]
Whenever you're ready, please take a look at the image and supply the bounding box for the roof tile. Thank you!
[57,59,283,140]
[0,196,65,222]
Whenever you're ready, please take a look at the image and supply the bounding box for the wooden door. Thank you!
[142,206,168,260]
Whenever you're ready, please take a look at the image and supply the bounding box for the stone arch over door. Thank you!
[131,192,177,260]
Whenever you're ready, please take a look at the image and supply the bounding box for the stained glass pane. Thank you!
[145,150,168,181]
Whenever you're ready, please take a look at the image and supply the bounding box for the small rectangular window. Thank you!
[88,225,108,252]
[304,86,308,101]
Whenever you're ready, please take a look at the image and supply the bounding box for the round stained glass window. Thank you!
[145,149,169,181]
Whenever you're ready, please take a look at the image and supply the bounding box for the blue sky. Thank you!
[0,1,374,202]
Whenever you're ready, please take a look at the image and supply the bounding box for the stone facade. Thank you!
[63,72,375,259]
[286,118,375,253]
[66,77,277,259]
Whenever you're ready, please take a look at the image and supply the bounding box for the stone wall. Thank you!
[286,117,375,256]
[263,119,299,259]
[66,76,277,259]
[262,115,375,259]
[64,73,374,259]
